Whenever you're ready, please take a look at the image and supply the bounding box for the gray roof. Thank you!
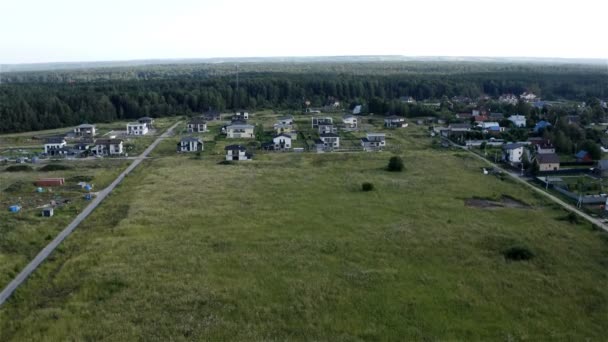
[227,124,254,129]
[225,145,247,151]
[503,143,524,150]
[45,137,66,144]
[180,137,202,143]
[597,160,608,169]
[537,153,560,164]
[76,124,95,128]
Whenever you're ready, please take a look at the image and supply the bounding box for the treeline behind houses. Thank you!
[0,63,607,134]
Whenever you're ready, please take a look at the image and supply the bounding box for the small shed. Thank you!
[42,208,54,217]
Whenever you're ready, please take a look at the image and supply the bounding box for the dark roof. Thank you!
[180,137,202,143]
[538,142,555,149]
[95,139,123,145]
[314,139,324,144]
[385,115,404,121]
[537,153,560,164]
[230,119,248,125]
[274,133,292,139]
[188,117,207,125]
[449,123,471,129]
[361,137,370,143]
[278,115,293,120]
[225,145,247,151]
[45,137,66,144]
[320,133,339,138]
[138,116,153,121]
[503,143,524,150]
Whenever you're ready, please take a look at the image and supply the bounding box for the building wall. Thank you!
[539,163,559,171]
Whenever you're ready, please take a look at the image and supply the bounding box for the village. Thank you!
[3,89,608,221]
[2,92,608,339]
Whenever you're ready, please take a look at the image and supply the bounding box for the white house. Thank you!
[499,94,518,105]
[92,139,123,156]
[384,116,406,128]
[318,124,337,134]
[520,92,537,102]
[312,116,333,128]
[319,133,340,149]
[273,134,292,150]
[502,143,525,164]
[277,115,294,125]
[361,133,386,151]
[225,145,250,161]
[508,115,526,128]
[187,118,207,133]
[126,122,149,135]
[226,124,255,138]
[177,137,203,152]
[74,124,96,137]
[44,137,67,154]
[233,110,249,120]
[342,114,358,128]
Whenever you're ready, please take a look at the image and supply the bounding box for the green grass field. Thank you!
[0,119,607,340]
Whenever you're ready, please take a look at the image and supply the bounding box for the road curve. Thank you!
[455,143,608,233]
[0,122,180,306]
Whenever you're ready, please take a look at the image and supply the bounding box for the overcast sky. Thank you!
[1,0,607,64]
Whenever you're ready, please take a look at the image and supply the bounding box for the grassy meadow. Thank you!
[0,119,607,340]
[0,160,130,290]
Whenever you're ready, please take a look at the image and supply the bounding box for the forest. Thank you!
[0,61,606,134]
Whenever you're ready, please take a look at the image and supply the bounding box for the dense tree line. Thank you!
[0,62,606,134]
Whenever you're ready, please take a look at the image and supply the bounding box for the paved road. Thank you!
[453,143,608,233]
[0,122,180,306]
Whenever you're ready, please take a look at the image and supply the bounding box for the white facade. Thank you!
[273,135,292,149]
[318,124,337,134]
[361,133,386,151]
[312,117,333,128]
[44,139,67,154]
[93,139,123,155]
[74,124,96,137]
[225,146,249,161]
[226,124,255,138]
[187,121,207,133]
[178,138,203,152]
[343,115,358,128]
[508,115,526,128]
[503,145,524,163]
[127,122,149,135]
[320,134,340,148]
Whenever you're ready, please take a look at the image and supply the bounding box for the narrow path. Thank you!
[0,122,180,306]
[453,142,608,233]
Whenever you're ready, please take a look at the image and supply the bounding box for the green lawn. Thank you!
[0,120,607,340]
[0,160,130,289]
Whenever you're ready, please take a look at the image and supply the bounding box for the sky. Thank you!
[1,0,607,64]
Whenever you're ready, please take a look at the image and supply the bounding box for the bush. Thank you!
[387,156,404,172]
[40,164,72,171]
[503,246,535,261]
[361,182,374,191]
[567,212,580,224]
[5,165,33,172]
